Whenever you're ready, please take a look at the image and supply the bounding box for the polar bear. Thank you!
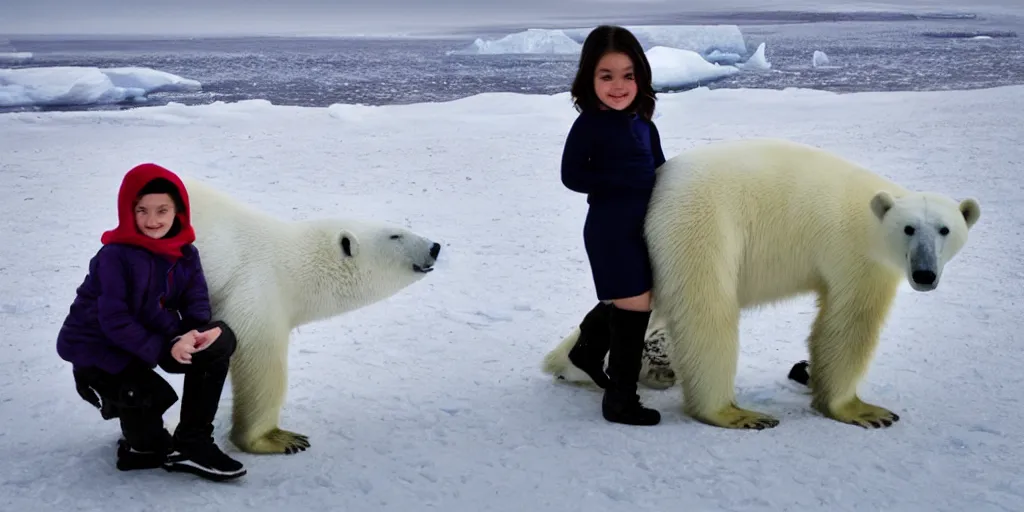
[543,138,980,430]
[183,178,441,454]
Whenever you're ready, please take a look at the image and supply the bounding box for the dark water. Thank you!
[2,10,1023,113]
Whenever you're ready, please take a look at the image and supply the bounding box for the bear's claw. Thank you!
[697,404,780,430]
[818,397,900,429]
[243,428,311,454]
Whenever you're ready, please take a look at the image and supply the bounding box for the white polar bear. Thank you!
[184,178,441,454]
[543,138,980,430]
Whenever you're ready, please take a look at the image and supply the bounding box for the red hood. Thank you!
[100,163,196,260]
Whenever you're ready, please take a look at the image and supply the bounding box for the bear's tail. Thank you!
[540,327,597,385]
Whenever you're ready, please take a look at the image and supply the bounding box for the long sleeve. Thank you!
[178,248,212,332]
[94,250,167,367]
[560,115,599,194]
[650,122,667,168]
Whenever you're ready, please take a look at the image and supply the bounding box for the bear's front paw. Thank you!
[820,398,900,428]
[245,428,311,454]
[695,404,780,430]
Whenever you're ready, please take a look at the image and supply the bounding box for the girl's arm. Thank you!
[93,251,168,366]
[178,249,213,332]
[560,115,599,194]
[650,122,667,168]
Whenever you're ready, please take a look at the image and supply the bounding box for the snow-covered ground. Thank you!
[1,85,1021,511]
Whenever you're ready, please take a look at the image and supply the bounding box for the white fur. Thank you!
[542,138,980,429]
[184,178,440,454]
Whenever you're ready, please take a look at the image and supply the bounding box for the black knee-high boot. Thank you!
[567,302,612,388]
[602,306,660,426]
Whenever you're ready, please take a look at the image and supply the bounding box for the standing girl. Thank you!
[57,163,246,481]
[559,25,666,426]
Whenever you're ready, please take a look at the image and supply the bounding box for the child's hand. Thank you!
[193,326,222,352]
[171,333,198,364]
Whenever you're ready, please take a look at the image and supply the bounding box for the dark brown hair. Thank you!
[570,25,656,120]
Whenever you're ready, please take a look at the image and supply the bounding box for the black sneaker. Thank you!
[116,437,170,471]
[163,442,246,481]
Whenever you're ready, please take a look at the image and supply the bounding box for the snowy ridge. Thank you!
[450,28,582,55]
[563,24,748,56]
[454,25,747,57]
[0,52,32,62]
[0,66,201,108]
[1,85,1021,511]
[0,38,32,63]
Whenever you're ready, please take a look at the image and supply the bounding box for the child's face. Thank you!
[134,193,176,239]
[594,51,637,111]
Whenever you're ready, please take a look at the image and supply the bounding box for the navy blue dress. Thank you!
[560,109,667,301]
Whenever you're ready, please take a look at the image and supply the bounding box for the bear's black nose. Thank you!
[912,270,936,285]
[430,243,441,259]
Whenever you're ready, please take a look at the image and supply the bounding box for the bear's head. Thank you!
[308,218,441,315]
[870,190,981,292]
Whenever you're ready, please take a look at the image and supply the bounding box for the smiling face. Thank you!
[134,192,177,239]
[594,51,637,111]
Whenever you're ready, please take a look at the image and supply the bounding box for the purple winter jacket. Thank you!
[56,242,212,374]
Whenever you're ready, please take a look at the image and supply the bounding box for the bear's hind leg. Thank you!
[229,336,311,454]
[807,279,900,428]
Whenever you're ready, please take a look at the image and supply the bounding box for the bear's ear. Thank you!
[870,190,896,221]
[959,197,981,229]
[339,230,360,258]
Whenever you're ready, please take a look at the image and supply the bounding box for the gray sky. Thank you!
[2,0,1021,37]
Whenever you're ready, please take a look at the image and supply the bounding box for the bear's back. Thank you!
[183,178,288,305]
[654,138,907,233]
[648,138,909,305]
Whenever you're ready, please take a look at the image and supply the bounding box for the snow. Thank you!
[456,24,747,57]
[735,42,772,71]
[813,49,832,67]
[2,85,1023,511]
[0,66,202,108]
[450,29,581,55]
[0,52,32,63]
[565,24,749,57]
[706,49,743,65]
[646,46,741,90]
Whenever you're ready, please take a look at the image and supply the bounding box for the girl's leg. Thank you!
[101,363,178,470]
[604,290,660,426]
[611,291,651,312]
[566,302,613,388]
[159,321,246,481]
[167,321,236,446]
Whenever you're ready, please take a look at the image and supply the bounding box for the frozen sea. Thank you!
[2,9,1023,112]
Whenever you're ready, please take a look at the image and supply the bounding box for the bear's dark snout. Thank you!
[912,270,936,285]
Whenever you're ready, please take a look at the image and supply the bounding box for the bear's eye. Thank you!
[903,226,915,236]
[390,234,402,240]
[939,226,949,236]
